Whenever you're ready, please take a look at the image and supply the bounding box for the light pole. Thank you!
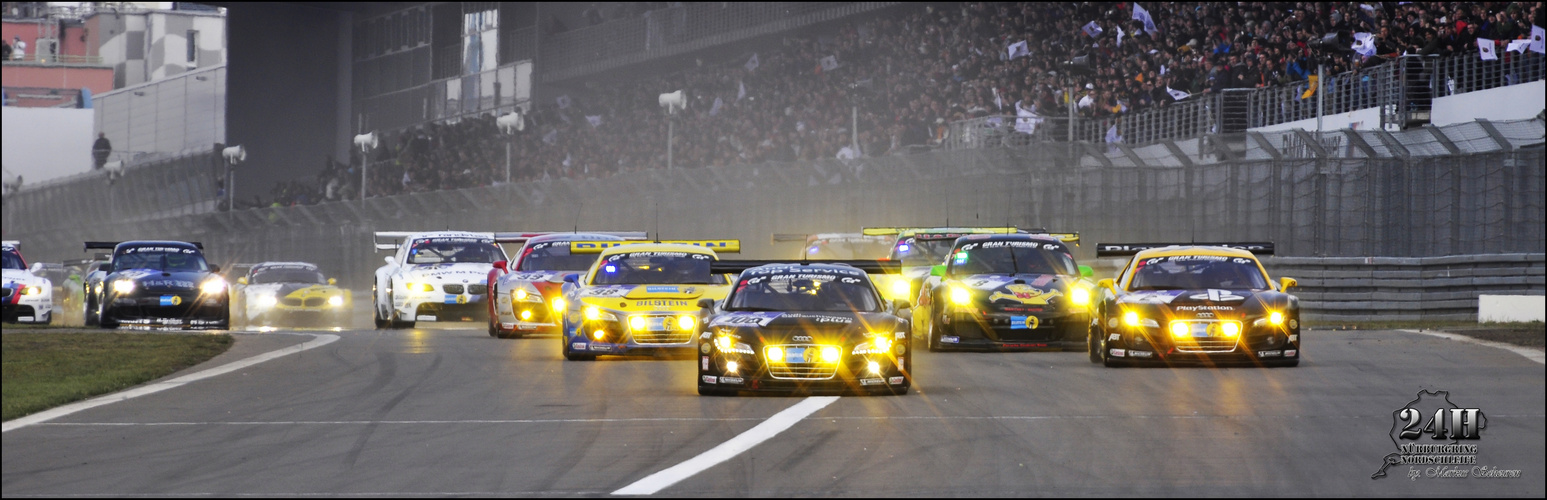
[497,109,525,183]
[354,132,378,200]
[658,90,686,171]
[221,145,245,212]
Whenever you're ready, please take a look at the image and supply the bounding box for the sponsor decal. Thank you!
[897,356,904,367]
[158,295,183,306]
[701,356,709,370]
[144,280,196,289]
[122,246,198,254]
[988,284,1063,305]
[1257,350,1283,357]
[1370,390,1517,481]
[419,315,438,321]
[942,336,960,344]
[1009,315,1041,330]
[645,286,680,293]
[895,331,906,339]
[573,342,587,350]
[1030,275,1054,287]
[1130,350,1153,358]
[1289,334,1299,343]
[777,313,852,324]
[859,378,885,386]
[635,300,690,307]
[1002,343,1049,348]
[702,375,718,384]
[710,311,784,327]
[590,344,611,351]
[1119,290,1186,304]
[1174,305,1235,311]
[720,376,744,385]
[1284,349,1297,357]
[1110,348,1127,357]
[18,316,34,322]
[1188,289,1247,302]
[1108,333,1121,341]
[889,376,905,385]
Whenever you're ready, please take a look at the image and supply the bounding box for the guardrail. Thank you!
[1262,253,1546,322]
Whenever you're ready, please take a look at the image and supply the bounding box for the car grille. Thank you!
[630,318,693,344]
[1171,321,1242,353]
[467,284,487,295]
[443,284,464,294]
[766,344,840,380]
[282,297,303,307]
[305,297,326,307]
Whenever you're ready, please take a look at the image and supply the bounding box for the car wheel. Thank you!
[927,315,943,352]
[1100,337,1125,368]
[84,296,99,326]
[562,334,595,361]
[99,304,119,329]
[1088,329,1102,363]
[373,302,389,329]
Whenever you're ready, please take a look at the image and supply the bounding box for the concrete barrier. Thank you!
[1478,295,1547,323]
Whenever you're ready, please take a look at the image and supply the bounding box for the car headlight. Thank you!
[1069,287,1091,306]
[873,336,892,353]
[514,288,528,301]
[949,286,972,306]
[405,282,434,293]
[889,280,911,300]
[201,279,227,294]
[765,345,785,362]
[1221,321,1241,337]
[1124,311,1160,328]
[1170,321,1189,338]
[551,297,566,313]
[113,279,135,294]
[328,295,344,307]
[23,285,44,296]
[677,314,696,331]
[820,345,842,363]
[1269,311,1284,325]
[256,294,278,308]
[714,335,754,355]
[584,306,617,322]
[629,315,648,331]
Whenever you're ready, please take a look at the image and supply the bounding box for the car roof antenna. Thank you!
[573,201,583,234]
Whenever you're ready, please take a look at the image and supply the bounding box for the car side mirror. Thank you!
[1078,265,1094,278]
[1097,278,1117,294]
[1279,277,1297,291]
[328,278,338,285]
[237,277,248,285]
[384,256,394,265]
[930,264,946,277]
[697,298,715,310]
[563,274,578,284]
[209,264,221,273]
[29,263,43,273]
[493,260,507,272]
[892,298,911,311]
[97,263,111,273]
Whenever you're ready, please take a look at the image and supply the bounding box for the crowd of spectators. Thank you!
[256,1,1542,207]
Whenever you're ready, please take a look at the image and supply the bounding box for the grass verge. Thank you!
[2,332,233,421]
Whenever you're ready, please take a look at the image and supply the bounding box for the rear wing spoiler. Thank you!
[569,240,741,254]
[711,260,902,275]
[84,241,202,251]
[1094,242,1275,257]
[373,231,649,251]
[1033,231,1080,246]
[0,240,17,248]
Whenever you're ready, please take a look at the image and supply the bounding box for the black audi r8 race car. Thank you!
[914,233,1096,351]
[696,260,912,396]
[85,241,230,329]
[1090,242,1301,367]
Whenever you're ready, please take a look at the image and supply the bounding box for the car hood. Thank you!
[112,269,214,293]
[1117,288,1290,319]
[952,273,1081,311]
[401,263,492,282]
[578,284,731,313]
[708,311,903,344]
[244,282,344,298]
[499,270,580,285]
[2,269,48,287]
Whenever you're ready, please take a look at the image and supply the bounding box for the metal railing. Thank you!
[1435,50,1547,97]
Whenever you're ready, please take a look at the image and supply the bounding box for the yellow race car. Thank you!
[556,240,739,361]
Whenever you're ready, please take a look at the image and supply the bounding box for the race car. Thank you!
[865,227,1078,304]
[78,254,113,326]
[372,231,519,328]
[233,262,352,327]
[771,233,894,260]
[84,240,229,329]
[2,241,53,324]
[696,260,912,396]
[486,231,648,338]
[558,240,740,361]
[913,233,1096,351]
[1090,242,1301,367]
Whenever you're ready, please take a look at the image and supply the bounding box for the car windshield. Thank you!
[518,242,598,271]
[890,237,956,267]
[113,246,209,272]
[251,268,327,284]
[728,269,881,312]
[406,238,504,264]
[1,251,23,270]
[590,251,723,285]
[1128,255,1269,290]
[948,240,1078,276]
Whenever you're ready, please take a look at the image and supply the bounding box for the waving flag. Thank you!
[1132,3,1158,36]
[1007,40,1029,60]
[1165,86,1190,101]
[745,53,760,71]
[1531,25,1545,54]
[1082,21,1103,38]
[1476,38,1497,60]
[1351,33,1377,57]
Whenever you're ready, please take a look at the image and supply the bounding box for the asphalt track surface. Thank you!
[3,325,1543,497]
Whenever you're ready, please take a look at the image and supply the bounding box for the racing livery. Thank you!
[864,227,1077,305]
[233,262,351,327]
[1090,243,1301,367]
[771,233,894,260]
[697,261,912,396]
[558,240,740,361]
[372,231,514,328]
[84,240,229,329]
[914,234,1095,351]
[487,232,647,338]
[2,241,53,324]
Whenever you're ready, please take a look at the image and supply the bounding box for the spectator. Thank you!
[92,133,112,170]
[12,36,24,61]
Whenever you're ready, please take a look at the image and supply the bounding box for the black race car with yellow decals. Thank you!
[233,262,352,327]
[1090,243,1301,367]
[914,233,1095,351]
[697,260,911,396]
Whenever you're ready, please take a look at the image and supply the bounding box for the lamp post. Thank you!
[658,90,686,171]
[354,132,378,201]
[221,145,245,212]
[497,109,525,183]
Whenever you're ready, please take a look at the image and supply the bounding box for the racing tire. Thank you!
[373,303,389,329]
[392,310,414,330]
[98,305,119,329]
[927,316,943,352]
[1088,330,1102,363]
[1098,336,1126,367]
[84,296,99,326]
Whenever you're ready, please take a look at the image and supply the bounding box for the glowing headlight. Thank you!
[1170,321,1189,338]
[113,279,135,294]
[873,336,892,352]
[23,285,43,296]
[551,297,566,313]
[820,345,842,363]
[629,315,648,331]
[201,279,227,294]
[1070,287,1091,306]
[328,295,344,307]
[405,282,433,293]
[519,309,532,320]
[585,306,602,321]
[949,286,972,306]
[1123,311,1140,327]
[726,361,739,373]
[256,295,278,308]
[890,280,911,300]
[715,335,735,352]
[765,345,785,362]
[1222,322,1241,337]
[1269,311,1284,325]
[677,314,696,331]
[867,361,882,374]
[514,289,528,301]
[592,329,607,340]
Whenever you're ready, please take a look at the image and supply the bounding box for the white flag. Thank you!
[1351,32,1376,57]
[820,55,840,72]
[556,95,571,109]
[1530,25,1545,54]
[1105,124,1122,144]
[1115,26,1125,47]
[709,97,724,116]
[1082,21,1103,38]
[1506,39,1531,53]
[1160,64,1167,75]
[1006,40,1029,60]
[542,129,558,145]
[737,80,747,101]
[1477,38,1497,60]
[1014,101,1041,135]
[744,53,760,71]
[992,87,1003,110]
[585,115,602,128]
[1132,3,1158,35]
[1166,86,1190,101]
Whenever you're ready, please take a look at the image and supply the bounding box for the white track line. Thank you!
[2,333,340,433]
[612,396,838,496]
[1400,329,1545,365]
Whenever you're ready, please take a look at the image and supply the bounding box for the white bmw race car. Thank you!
[2,241,54,324]
[372,231,519,328]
